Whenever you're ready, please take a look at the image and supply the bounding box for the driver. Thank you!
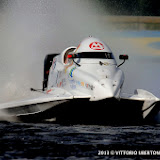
[64,47,76,64]
[64,52,68,64]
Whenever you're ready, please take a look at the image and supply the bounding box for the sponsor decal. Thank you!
[52,58,57,70]
[57,80,66,88]
[88,84,94,90]
[46,70,49,74]
[89,42,104,50]
[70,79,76,89]
[64,61,73,73]
[47,89,52,94]
[85,83,89,88]
[62,79,66,87]
[75,80,94,91]
[69,67,76,78]
[81,82,84,87]
[76,81,81,86]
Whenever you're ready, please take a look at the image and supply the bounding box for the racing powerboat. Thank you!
[0,37,159,124]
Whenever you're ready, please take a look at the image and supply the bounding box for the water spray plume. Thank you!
[0,0,117,102]
[1,0,158,102]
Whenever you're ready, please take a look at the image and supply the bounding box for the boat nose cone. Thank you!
[101,82,115,97]
[90,79,115,101]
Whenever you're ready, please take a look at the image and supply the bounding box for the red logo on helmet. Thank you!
[89,42,104,50]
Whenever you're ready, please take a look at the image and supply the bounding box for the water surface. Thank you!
[0,122,159,159]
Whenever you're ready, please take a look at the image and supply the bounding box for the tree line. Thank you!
[1,0,160,16]
[94,0,160,16]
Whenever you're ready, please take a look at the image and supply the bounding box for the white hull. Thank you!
[0,98,159,125]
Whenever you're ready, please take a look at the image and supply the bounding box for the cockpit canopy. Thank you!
[63,37,117,65]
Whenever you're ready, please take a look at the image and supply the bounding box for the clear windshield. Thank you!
[74,52,114,59]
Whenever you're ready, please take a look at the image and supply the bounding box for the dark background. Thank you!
[96,0,160,16]
[1,0,160,16]
[88,0,160,16]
